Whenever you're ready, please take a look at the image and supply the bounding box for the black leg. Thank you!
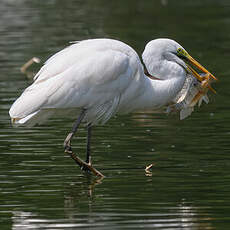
[64,109,86,152]
[86,123,92,164]
[63,110,104,178]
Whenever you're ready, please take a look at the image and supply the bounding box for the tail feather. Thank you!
[8,74,61,126]
[10,109,55,127]
[9,83,51,127]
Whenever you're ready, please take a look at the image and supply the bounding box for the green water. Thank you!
[0,0,230,229]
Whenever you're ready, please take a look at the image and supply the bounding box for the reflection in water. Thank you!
[11,202,214,229]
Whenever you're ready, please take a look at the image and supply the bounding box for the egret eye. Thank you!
[177,48,184,55]
[177,48,188,59]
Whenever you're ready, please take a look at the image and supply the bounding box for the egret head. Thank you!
[176,46,217,82]
[142,38,217,85]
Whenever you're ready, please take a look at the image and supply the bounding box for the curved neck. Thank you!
[133,73,186,110]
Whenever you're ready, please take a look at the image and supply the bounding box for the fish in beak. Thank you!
[177,48,217,94]
[165,47,219,119]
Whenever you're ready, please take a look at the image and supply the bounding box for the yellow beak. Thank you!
[185,54,217,94]
[186,54,217,81]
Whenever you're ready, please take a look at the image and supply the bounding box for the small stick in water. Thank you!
[145,163,154,173]
[20,57,41,79]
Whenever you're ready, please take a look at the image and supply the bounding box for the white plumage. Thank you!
[9,38,216,176]
[9,38,191,126]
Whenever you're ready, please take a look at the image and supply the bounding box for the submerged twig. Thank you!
[65,149,105,178]
[20,57,41,79]
[145,164,154,173]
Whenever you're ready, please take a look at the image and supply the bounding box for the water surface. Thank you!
[0,0,230,229]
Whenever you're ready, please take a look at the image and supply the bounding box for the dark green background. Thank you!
[0,0,229,229]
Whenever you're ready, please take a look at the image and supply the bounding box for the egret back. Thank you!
[9,39,143,126]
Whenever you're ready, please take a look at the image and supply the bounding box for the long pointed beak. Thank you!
[186,54,217,81]
[183,53,217,94]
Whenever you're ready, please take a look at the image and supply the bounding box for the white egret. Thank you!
[9,38,217,177]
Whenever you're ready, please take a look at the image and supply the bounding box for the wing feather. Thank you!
[10,40,135,126]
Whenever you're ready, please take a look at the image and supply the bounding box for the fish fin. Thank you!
[198,95,209,107]
[180,107,194,120]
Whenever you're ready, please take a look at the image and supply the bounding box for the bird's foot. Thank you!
[65,150,105,178]
[81,162,92,173]
[81,159,92,173]
[80,160,104,178]
[64,145,72,153]
[64,133,73,153]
